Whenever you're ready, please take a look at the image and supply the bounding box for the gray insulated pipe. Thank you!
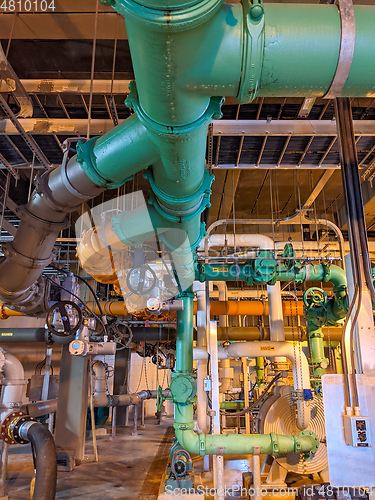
[0,157,105,315]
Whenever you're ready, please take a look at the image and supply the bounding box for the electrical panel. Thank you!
[343,415,372,448]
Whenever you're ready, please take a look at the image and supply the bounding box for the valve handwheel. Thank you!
[303,287,328,309]
[46,301,83,336]
[126,264,157,295]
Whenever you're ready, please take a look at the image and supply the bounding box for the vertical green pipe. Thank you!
[307,327,328,378]
[175,289,195,373]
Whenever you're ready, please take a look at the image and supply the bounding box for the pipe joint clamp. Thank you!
[126,81,223,134]
[113,0,223,33]
[237,0,265,104]
[76,138,128,189]
[269,432,279,455]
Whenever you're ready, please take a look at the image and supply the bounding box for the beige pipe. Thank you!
[194,341,311,430]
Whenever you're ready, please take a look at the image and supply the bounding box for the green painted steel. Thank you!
[77,113,158,188]
[175,291,195,373]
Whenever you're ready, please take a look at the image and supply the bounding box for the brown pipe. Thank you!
[217,326,342,342]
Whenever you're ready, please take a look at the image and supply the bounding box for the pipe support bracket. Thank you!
[236,0,265,104]
[324,0,355,99]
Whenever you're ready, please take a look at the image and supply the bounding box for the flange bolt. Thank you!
[249,4,264,21]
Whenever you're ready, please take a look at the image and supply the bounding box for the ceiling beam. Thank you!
[2,118,375,138]
[213,120,375,137]
[0,12,126,40]
[13,79,132,94]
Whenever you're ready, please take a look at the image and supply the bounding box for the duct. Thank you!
[194,341,311,430]
[0,347,25,422]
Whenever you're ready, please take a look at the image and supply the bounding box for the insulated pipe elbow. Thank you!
[0,349,25,421]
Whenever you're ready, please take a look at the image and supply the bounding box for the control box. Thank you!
[343,415,372,447]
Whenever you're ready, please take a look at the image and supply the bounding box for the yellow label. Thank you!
[1,332,12,336]
[260,346,275,351]
[212,267,228,272]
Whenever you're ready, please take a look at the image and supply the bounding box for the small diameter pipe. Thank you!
[193,281,210,434]
[19,421,57,500]
[91,362,170,408]
[194,341,311,430]
[241,357,250,434]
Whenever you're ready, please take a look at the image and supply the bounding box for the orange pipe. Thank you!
[193,300,304,316]
[87,300,304,317]
[0,304,23,319]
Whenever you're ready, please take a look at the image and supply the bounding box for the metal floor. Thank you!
[4,417,174,500]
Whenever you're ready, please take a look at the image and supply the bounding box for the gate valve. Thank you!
[303,287,328,310]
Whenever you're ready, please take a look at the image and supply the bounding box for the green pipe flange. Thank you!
[145,167,214,213]
[298,430,320,455]
[147,190,211,224]
[76,138,129,189]
[113,0,224,32]
[126,81,224,134]
[236,0,265,104]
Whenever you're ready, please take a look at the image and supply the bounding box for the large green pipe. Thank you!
[260,5,375,98]
[111,1,375,121]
